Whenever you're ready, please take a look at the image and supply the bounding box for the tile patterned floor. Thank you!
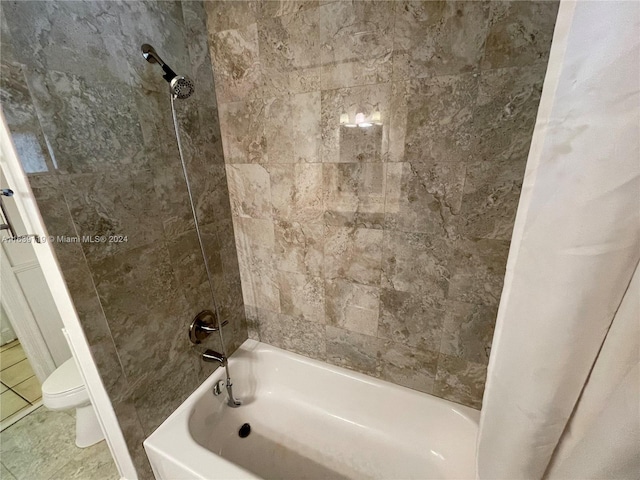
[1,341,42,426]
[0,406,119,479]
[0,342,118,479]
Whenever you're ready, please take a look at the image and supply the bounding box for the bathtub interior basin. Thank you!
[144,339,480,480]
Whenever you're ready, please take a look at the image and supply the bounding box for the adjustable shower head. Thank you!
[170,76,195,100]
[142,43,194,99]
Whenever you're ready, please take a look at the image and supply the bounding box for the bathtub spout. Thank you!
[202,349,242,407]
[202,349,227,366]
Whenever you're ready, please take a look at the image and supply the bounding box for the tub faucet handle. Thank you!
[199,320,229,333]
[188,310,227,344]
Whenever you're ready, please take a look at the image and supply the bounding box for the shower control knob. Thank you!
[188,310,228,344]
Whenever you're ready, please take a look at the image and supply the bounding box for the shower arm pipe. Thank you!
[169,95,241,407]
[142,44,178,83]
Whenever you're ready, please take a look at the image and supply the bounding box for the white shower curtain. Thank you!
[476,1,640,479]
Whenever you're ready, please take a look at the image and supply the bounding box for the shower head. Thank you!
[141,43,194,100]
[170,76,195,100]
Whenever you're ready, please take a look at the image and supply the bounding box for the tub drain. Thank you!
[238,423,251,438]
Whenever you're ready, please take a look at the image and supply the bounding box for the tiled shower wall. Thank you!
[1,2,246,477]
[208,0,558,409]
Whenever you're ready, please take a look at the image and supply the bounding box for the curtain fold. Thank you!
[545,264,639,479]
[476,1,640,478]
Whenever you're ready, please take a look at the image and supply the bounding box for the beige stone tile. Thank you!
[433,354,487,410]
[0,390,29,421]
[325,279,380,337]
[319,0,394,89]
[218,99,267,164]
[240,266,281,313]
[274,221,324,277]
[0,360,35,388]
[384,161,465,235]
[234,216,280,312]
[338,125,384,163]
[0,382,7,394]
[324,163,386,223]
[393,1,490,80]
[447,237,510,306]
[226,163,273,219]
[482,1,560,70]
[388,81,408,163]
[457,65,545,240]
[326,326,382,376]
[245,305,260,340]
[323,210,385,231]
[259,0,319,19]
[381,231,451,297]
[440,301,498,365]
[205,0,259,33]
[378,288,445,353]
[268,163,323,223]
[324,226,383,287]
[0,344,26,371]
[258,7,321,97]
[403,74,479,166]
[379,341,438,395]
[209,23,262,103]
[13,376,42,403]
[264,92,321,163]
[257,308,326,360]
[277,271,325,323]
[234,217,277,272]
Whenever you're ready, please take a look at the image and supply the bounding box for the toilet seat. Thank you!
[42,357,89,410]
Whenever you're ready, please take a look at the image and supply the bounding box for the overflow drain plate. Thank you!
[239,423,251,438]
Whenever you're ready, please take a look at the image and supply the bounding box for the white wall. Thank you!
[0,302,17,345]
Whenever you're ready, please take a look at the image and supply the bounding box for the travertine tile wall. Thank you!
[208,0,558,409]
[1,2,246,477]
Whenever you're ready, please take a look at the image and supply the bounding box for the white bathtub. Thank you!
[144,340,480,480]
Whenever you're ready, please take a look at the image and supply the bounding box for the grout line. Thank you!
[0,345,27,371]
[12,373,39,388]
[8,388,32,405]
[8,376,38,405]
[0,402,42,432]
[0,340,20,353]
[0,359,32,383]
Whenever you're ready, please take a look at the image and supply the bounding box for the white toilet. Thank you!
[42,357,104,448]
